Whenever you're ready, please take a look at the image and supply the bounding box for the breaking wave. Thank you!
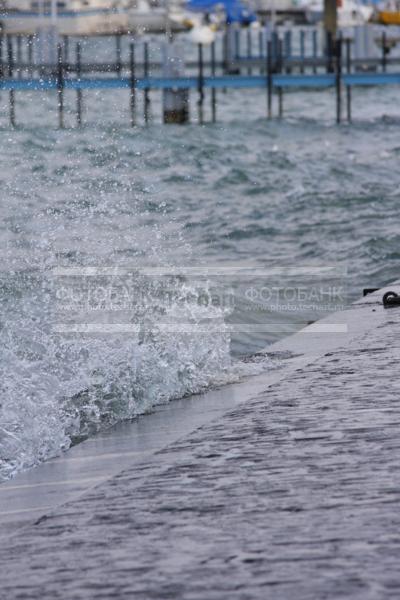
[0,265,239,481]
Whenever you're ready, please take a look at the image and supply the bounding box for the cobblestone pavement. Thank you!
[1,295,400,599]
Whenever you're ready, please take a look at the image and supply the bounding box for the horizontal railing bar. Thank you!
[2,72,400,91]
[2,56,400,74]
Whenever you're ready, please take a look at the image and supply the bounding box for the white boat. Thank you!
[253,0,307,23]
[303,0,373,26]
[0,0,129,35]
[127,0,188,34]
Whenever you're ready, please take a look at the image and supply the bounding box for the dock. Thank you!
[1,27,400,126]
[1,282,400,598]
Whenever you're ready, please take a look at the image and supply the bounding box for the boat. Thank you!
[252,0,308,24]
[127,0,188,34]
[186,0,257,26]
[303,0,373,26]
[0,0,129,35]
[377,2,400,25]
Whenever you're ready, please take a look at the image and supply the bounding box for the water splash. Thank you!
[0,260,254,481]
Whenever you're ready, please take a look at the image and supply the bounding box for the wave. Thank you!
[0,267,271,482]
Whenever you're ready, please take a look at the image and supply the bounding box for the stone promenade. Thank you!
[1,285,400,599]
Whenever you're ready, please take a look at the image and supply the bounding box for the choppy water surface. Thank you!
[1,67,400,480]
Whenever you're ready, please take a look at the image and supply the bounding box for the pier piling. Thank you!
[211,41,217,123]
[16,36,22,80]
[382,31,387,73]
[116,34,122,77]
[335,36,342,124]
[346,38,352,123]
[130,42,136,127]
[197,43,204,125]
[27,35,33,76]
[278,37,283,119]
[235,29,240,62]
[143,42,150,124]
[222,27,227,73]
[267,39,272,119]
[0,35,3,81]
[247,29,252,76]
[258,30,264,75]
[284,30,292,74]
[76,42,83,127]
[300,30,305,74]
[324,0,338,40]
[312,29,318,74]
[63,35,69,62]
[162,40,189,124]
[7,36,16,127]
[57,44,64,129]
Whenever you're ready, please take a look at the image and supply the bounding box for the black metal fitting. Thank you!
[383,291,400,308]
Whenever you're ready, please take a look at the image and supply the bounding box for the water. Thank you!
[1,58,400,481]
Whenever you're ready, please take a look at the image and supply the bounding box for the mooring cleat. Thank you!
[382,291,400,308]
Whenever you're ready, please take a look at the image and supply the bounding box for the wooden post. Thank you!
[324,0,337,41]
[235,29,240,60]
[247,28,252,76]
[300,29,305,74]
[267,38,272,119]
[211,41,216,123]
[278,37,283,119]
[116,34,122,77]
[130,42,136,127]
[143,41,150,124]
[28,35,34,76]
[57,43,64,129]
[0,34,3,80]
[7,36,16,127]
[197,43,204,125]
[312,29,317,74]
[224,23,238,75]
[346,38,351,123]
[16,35,22,79]
[284,30,292,74]
[326,31,334,73]
[222,26,228,73]
[162,40,189,124]
[76,42,83,127]
[382,31,387,73]
[335,36,342,124]
[63,35,69,62]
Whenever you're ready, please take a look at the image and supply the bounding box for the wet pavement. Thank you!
[1,284,400,599]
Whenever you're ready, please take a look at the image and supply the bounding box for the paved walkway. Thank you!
[1,286,400,599]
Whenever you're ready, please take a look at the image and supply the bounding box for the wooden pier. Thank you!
[0,28,400,126]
